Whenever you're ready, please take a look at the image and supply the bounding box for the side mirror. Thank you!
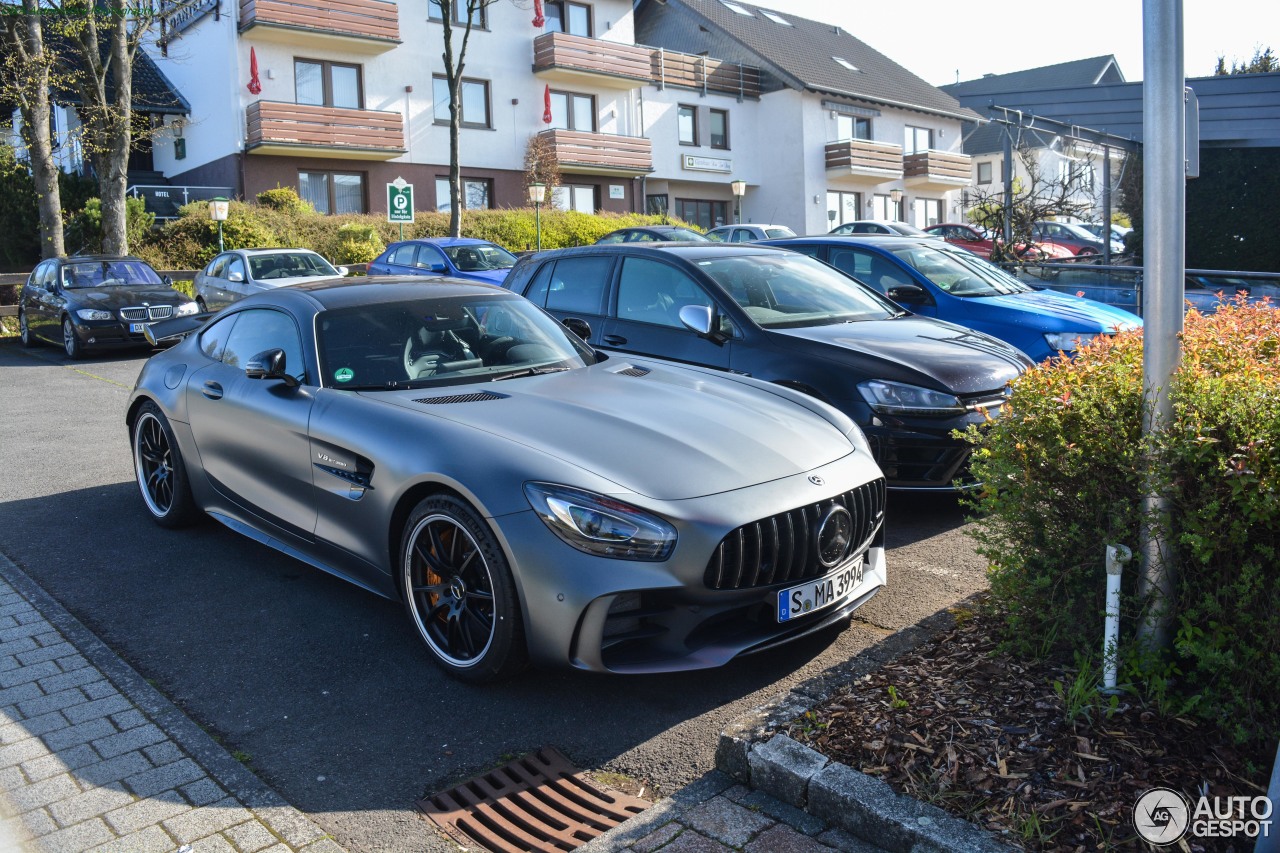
[228,271,245,283]
[337,266,350,276]
[887,284,931,305]
[245,348,299,387]
[162,275,174,286]
[562,317,591,340]
[45,280,56,292]
[429,263,448,274]
[678,304,714,336]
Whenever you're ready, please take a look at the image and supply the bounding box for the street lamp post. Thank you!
[208,197,229,253]
[528,182,546,251]
[888,188,903,222]
[730,179,746,224]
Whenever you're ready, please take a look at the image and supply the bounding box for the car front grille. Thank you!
[120,306,174,321]
[704,477,886,591]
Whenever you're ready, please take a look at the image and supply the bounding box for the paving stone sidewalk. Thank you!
[0,554,347,853]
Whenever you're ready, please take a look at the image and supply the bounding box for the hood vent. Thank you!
[618,367,651,377]
[413,391,507,405]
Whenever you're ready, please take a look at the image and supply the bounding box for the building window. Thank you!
[709,109,729,149]
[977,161,992,184]
[836,114,870,141]
[645,194,669,216]
[912,198,943,228]
[298,171,365,214]
[432,75,491,128]
[294,59,362,109]
[435,177,492,212]
[549,91,595,131]
[832,57,858,72]
[552,184,596,214]
[903,125,933,154]
[826,190,861,228]
[545,1,591,36]
[675,198,727,230]
[427,0,486,27]
[872,193,902,221]
[677,105,697,146]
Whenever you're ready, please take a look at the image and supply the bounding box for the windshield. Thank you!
[248,252,339,280]
[442,243,518,271]
[889,222,933,237]
[61,261,163,289]
[664,228,711,242]
[888,244,1032,297]
[316,293,595,390]
[697,253,898,328]
[764,227,796,239]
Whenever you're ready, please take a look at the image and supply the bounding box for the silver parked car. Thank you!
[193,248,345,312]
[706,224,797,242]
[127,278,887,681]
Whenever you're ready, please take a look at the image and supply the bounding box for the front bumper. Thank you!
[71,319,158,350]
[842,399,1000,491]
[492,449,887,674]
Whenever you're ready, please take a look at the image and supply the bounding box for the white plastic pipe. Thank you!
[1104,545,1132,692]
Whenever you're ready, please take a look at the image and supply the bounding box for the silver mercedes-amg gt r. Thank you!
[127,278,887,681]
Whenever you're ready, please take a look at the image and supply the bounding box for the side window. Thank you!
[730,229,751,243]
[626,232,657,242]
[615,258,711,329]
[227,257,246,281]
[220,309,306,381]
[29,261,51,290]
[545,257,613,315]
[388,244,418,266]
[827,248,874,283]
[784,245,824,260]
[207,255,229,278]
[199,313,239,362]
[596,232,626,244]
[416,246,446,270]
[522,262,554,307]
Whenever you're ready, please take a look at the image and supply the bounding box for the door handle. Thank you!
[202,381,223,400]
[602,334,628,345]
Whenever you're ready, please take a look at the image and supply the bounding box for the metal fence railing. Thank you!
[127,186,236,220]
[1001,262,1280,316]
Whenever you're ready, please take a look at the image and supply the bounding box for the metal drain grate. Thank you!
[417,746,649,852]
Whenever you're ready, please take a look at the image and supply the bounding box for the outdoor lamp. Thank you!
[730,179,746,224]
[888,188,903,221]
[528,182,546,251]
[209,197,229,252]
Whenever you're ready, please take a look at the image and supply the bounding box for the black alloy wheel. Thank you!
[131,402,199,528]
[62,316,84,359]
[401,495,525,682]
[18,311,36,347]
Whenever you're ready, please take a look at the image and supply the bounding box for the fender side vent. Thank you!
[618,367,650,377]
[413,391,507,404]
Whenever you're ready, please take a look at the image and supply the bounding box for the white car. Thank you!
[193,248,346,312]
[706,223,797,242]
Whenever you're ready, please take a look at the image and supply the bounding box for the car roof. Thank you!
[523,242,792,262]
[235,248,325,256]
[61,255,148,263]
[763,234,931,247]
[393,237,495,247]
[278,276,514,310]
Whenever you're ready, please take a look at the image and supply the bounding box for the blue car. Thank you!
[368,238,519,285]
[761,235,1141,361]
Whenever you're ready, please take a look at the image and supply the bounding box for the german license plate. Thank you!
[129,322,150,333]
[777,557,864,623]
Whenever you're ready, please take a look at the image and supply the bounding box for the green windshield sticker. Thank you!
[334,368,354,383]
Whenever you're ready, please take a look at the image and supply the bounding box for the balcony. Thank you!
[537,129,652,176]
[652,47,762,100]
[903,150,973,191]
[245,101,405,159]
[825,139,904,179]
[239,0,399,51]
[533,32,653,89]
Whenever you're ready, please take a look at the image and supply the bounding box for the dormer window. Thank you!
[760,10,790,25]
[833,57,858,72]
[719,0,753,16]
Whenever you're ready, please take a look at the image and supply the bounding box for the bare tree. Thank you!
[435,0,501,237]
[1,0,65,258]
[523,132,561,200]
[965,142,1097,263]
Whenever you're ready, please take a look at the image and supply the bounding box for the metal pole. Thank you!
[1103,144,1113,265]
[1002,129,1013,248]
[217,221,224,253]
[1137,0,1185,651]
[535,202,541,251]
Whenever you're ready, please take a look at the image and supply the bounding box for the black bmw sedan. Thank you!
[503,244,1033,490]
[18,255,199,359]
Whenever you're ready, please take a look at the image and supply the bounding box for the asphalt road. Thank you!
[0,339,989,853]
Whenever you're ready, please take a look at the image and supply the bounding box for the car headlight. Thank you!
[524,482,676,561]
[857,380,966,417]
[1043,331,1102,353]
[173,301,199,317]
[75,309,113,321]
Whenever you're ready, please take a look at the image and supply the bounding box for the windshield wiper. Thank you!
[492,366,571,381]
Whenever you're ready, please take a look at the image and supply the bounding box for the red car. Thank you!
[924,223,1073,261]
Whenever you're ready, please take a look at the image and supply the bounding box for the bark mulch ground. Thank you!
[785,599,1271,852]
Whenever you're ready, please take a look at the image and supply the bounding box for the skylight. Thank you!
[719,0,754,16]
[833,57,858,71]
[760,10,791,25]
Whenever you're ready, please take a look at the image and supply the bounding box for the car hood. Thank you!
[253,274,342,289]
[373,362,855,500]
[990,288,1142,331]
[457,268,512,285]
[769,316,1030,395]
[69,286,190,310]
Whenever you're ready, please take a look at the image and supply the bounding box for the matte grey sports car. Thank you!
[126,278,886,681]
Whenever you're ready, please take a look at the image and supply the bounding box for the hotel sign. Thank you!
[682,154,732,173]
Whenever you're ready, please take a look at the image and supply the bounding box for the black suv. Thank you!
[503,243,1031,490]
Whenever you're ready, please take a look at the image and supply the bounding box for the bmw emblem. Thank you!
[816,505,853,568]
[808,475,825,486]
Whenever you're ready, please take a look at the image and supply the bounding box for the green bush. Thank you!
[333,222,385,265]
[144,200,278,267]
[963,299,1280,745]
[65,197,155,256]
[256,186,314,215]
[0,144,40,266]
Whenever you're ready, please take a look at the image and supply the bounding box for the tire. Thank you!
[62,316,84,360]
[18,310,36,348]
[401,495,527,682]
[1077,247,1098,256]
[131,402,201,529]
[196,297,208,313]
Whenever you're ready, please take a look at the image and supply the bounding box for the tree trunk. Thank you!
[99,12,133,256]
[9,0,64,258]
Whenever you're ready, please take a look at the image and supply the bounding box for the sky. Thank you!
[749,1,1273,87]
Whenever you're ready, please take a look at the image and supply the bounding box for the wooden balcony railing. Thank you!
[825,139,904,176]
[537,129,652,175]
[533,32,652,82]
[239,0,399,43]
[652,47,762,100]
[246,101,405,154]
[903,150,973,185]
